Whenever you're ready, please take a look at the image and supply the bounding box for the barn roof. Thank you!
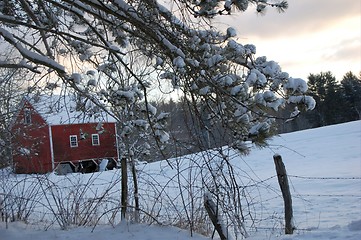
[25,94,116,125]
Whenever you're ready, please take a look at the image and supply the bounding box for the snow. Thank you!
[226,27,237,37]
[134,119,149,130]
[26,95,116,125]
[226,40,246,57]
[87,79,97,86]
[284,78,308,94]
[244,44,256,54]
[98,159,109,172]
[260,92,281,107]
[287,107,301,120]
[249,121,270,135]
[254,90,285,111]
[157,30,185,58]
[70,73,82,84]
[18,147,30,156]
[143,103,157,116]
[246,69,267,87]
[204,191,235,240]
[173,56,186,68]
[0,28,66,74]
[199,86,211,95]
[1,121,361,239]
[1,220,360,240]
[267,98,285,111]
[187,58,200,67]
[0,221,208,240]
[157,112,170,121]
[288,95,316,111]
[155,129,170,143]
[115,90,136,102]
[155,56,164,66]
[207,54,223,67]
[260,60,281,77]
[230,84,247,96]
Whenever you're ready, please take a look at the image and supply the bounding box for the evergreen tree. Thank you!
[341,72,361,121]
[306,71,344,126]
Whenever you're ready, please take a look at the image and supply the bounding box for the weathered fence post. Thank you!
[130,156,140,223]
[273,154,294,234]
[121,157,128,221]
[204,193,228,240]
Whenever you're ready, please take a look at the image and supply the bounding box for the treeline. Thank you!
[278,71,361,133]
[307,71,361,126]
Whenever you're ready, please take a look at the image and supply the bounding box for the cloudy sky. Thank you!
[214,0,360,80]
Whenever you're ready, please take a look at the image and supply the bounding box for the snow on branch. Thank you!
[0,27,66,74]
[288,96,316,111]
[188,0,289,17]
[0,60,41,73]
[0,0,315,156]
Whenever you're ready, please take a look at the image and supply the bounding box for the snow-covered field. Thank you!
[1,121,360,239]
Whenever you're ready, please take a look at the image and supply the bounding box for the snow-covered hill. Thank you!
[1,121,360,239]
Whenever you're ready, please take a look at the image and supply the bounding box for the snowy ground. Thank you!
[1,219,360,240]
[1,120,361,239]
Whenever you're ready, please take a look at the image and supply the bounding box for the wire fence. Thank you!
[238,172,361,233]
[248,174,361,202]
[1,165,360,237]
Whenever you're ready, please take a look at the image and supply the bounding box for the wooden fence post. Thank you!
[121,157,128,221]
[130,156,140,223]
[273,154,294,234]
[204,193,228,240]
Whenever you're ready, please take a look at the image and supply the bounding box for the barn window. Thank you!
[70,135,78,147]
[24,108,31,124]
[92,134,100,146]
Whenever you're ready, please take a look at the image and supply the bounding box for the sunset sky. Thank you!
[214,0,360,81]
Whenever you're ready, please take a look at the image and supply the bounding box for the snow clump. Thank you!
[173,56,186,69]
[288,95,316,111]
[284,78,308,94]
[70,73,82,84]
[246,69,267,87]
[226,27,237,37]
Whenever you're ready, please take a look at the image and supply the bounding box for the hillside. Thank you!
[1,121,360,239]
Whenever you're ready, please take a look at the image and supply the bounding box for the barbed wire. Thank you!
[300,194,361,197]
[288,175,361,180]
[239,175,277,189]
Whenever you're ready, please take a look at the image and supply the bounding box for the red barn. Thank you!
[11,95,119,174]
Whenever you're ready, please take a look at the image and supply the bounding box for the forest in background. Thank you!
[278,71,361,133]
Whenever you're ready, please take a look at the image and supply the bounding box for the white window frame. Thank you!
[92,134,100,146]
[70,135,78,147]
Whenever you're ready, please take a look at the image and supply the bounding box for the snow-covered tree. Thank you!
[0,1,316,237]
[0,0,313,153]
[0,63,30,168]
